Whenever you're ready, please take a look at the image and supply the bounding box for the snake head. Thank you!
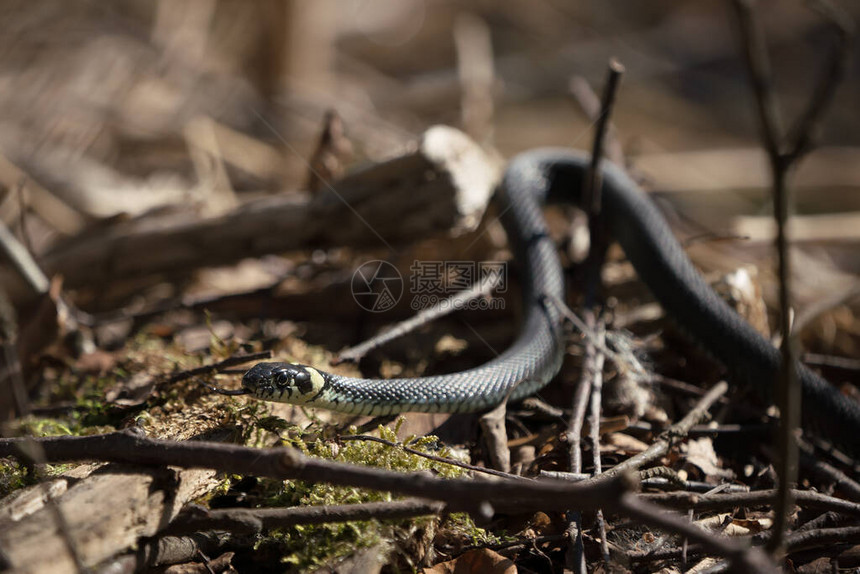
[241,362,327,404]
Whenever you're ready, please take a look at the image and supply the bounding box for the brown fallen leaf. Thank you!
[682,437,734,481]
[162,552,236,574]
[424,548,516,574]
[603,432,650,455]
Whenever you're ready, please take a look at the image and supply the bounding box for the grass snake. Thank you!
[240,149,860,455]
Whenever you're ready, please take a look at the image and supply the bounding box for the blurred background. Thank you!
[0,0,859,352]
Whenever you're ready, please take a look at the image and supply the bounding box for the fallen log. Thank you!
[40,126,499,288]
[0,467,220,574]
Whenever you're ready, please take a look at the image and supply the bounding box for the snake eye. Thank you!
[274,370,290,388]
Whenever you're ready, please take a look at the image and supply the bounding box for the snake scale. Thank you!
[240,149,860,455]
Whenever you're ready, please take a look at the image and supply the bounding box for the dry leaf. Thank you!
[424,549,515,574]
[604,432,650,454]
[682,437,734,480]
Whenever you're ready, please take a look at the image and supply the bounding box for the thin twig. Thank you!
[795,510,852,533]
[546,294,618,361]
[462,533,569,554]
[731,0,854,557]
[542,470,750,494]
[642,488,860,518]
[797,439,860,502]
[627,544,701,563]
[14,178,34,256]
[732,0,783,158]
[0,220,49,297]
[588,381,728,482]
[568,76,626,168]
[333,273,499,364]
[768,125,800,558]
[627,419,773,439]
[169,350,272,386]
[784,0,854,161]
[582,59,625,215]
[339,434,531,481]
[564,60,624,574]
[168,498,446,534]
[566,324,593,474]
[786,525,860,554]
[587,318,610,565]
[802,352,860,372]
[479,399,511,473]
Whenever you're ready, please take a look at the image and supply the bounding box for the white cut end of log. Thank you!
[420,125,500,234]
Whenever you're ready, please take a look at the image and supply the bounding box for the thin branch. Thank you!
[0,220,49,297]
[168,350,272,386]
[785,0,854,161]
[797,440,860,501]
[587,318,610,566]
[339,434,531,482]
[564,59,624,574]
[582,58,625,215]
[627,544,701,564]
[731,0,854,557]
[565,370,591,474]
[589,381,728,481]
[333,273,499,365]
[794,510,854,533]
[479,399,511,473]
[731,0,784,159]
[802,352,860,372]
[14,178,34,256]
[542,470,751,495]
[785,525,860,553]
[462,533,569,554]
[568,76,626,168]
[167,498,446,535]
[546,293,644,374]
[642,488,860,518]
[769,160,799,559]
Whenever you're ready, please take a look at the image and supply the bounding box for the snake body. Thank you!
[242,149,860,453]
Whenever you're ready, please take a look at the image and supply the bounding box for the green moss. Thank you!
[438,512,500,547]
[0,461,32,498]
[14,417,74,437]
[0,459,80,498]
[242,418,494,571]
[44,463,77,477]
